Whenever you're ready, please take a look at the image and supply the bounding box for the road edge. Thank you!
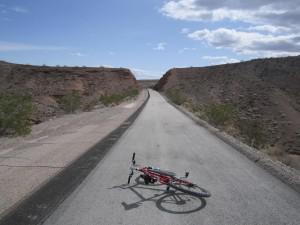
[0,90,150,225]
[160,92,300,194]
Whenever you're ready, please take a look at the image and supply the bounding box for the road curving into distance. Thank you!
[42,89,299,225]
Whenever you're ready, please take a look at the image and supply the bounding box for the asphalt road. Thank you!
[44,90,300,225]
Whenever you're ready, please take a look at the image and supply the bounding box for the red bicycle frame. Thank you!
[128,153,211,198]
[132,166,192,187]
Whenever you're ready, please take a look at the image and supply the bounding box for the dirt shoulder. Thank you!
[0,90,148,216]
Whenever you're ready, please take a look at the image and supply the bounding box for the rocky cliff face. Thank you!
[0,61,138,122]
[155,56,300,169]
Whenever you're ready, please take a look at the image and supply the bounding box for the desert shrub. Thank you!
[191,104,206,119]
[166,89,186,105]
[59,91,81,113]
[100,89,139,106]
[83,98,99,111]
[204,103,235,126]
[0,93,35,136]
[238,119,266,148]
[190,104,201,113]
[127,89,139,98]
[100,94,123,106]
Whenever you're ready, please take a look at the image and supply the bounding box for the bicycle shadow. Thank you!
[110,177,207,214]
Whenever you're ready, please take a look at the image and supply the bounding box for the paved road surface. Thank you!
[44,90,300,225]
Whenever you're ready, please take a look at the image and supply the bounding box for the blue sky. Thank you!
[0,0,299,79]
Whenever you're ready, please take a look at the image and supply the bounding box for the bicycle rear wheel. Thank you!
[169,182,211,198]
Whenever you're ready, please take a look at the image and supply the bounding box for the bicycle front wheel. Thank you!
[169,182,211,198]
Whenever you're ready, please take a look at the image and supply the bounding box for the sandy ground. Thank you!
[0,90,147,216]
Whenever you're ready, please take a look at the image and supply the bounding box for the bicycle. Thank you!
[128,153,211,198]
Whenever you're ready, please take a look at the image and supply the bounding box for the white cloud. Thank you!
[248,25,291,34]
[101,64,114,68]
[188,28,300,57]
[11,6,28,13]
[131,68,162,79]
[161,1,255,22]
[153,42,167,51]
[0,41,66,51]
[181,28,190,34]
[71,52,87,57]
[1,5,28,21]
[160,0,300,58]
[202,56,239,65]
[160,0,300,30]
[178,47,196,53]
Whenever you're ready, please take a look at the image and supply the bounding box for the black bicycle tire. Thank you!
[169,183,211,198]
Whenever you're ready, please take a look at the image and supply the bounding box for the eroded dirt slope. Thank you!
[0,61,138,122]
[155,56,300,169]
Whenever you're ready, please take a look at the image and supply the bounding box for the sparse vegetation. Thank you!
[237,119,266,148]
[127,89,139,98]
[166,88,186,105]
[99,94,124,106]
[83,98,99,111]
[204,103,235,126]
[59,91,81,113]
[178,99,267,148]
[100,89,139,106]
[0,93,35,136]
[192,103,265,147]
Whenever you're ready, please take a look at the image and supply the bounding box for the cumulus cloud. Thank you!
[188,28,300,57]
[248,25,291,34]
[0,41,66,51]
[160,0,300,57]
[160,0,300,30]
[153,42,167,51]
[202,56,239,65]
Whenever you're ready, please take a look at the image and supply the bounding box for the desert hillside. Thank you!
[155,56,300,169]
[0,61,138,124]
[138,79,159,89]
